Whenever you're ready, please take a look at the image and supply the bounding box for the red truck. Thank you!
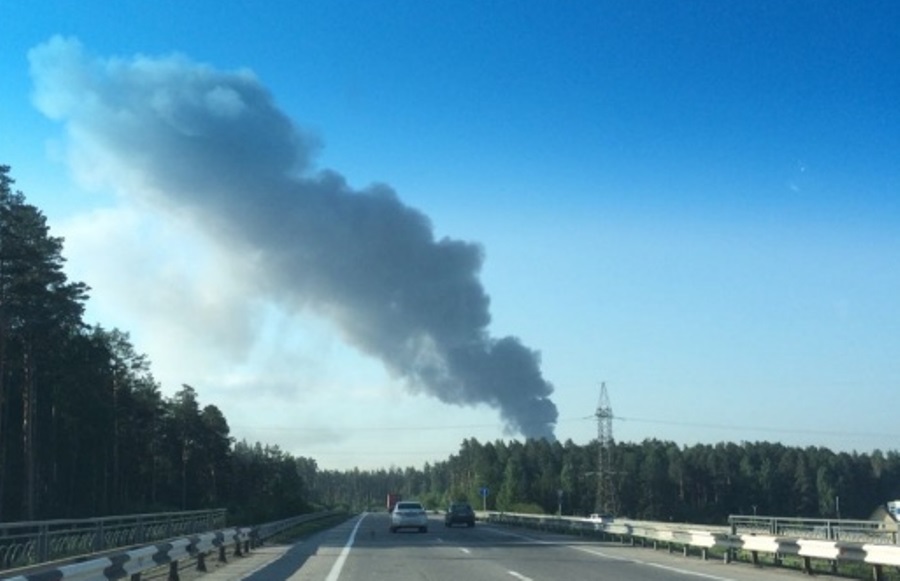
[387,493,401,512]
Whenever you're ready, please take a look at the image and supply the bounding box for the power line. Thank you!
[231,416,592,433]
[232,422,515,433]
[233,414,900,440]
[613,415,900,439]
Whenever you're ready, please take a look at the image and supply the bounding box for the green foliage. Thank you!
[506,502,545,515]
[0,166,317,523]
[285,436,899,524]
[418,491,445,510]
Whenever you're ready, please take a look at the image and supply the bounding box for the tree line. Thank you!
[0,165,314,523]
[2,164,898,525]
[321,438,900,524]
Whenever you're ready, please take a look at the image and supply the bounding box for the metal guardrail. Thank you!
[483,512,900,579]
[729,514,898,544]
[0,527,252,581]
[0,509,227,571]
[0,510,347,581]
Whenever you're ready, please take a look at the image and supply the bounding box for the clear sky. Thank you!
[1,1,898,471]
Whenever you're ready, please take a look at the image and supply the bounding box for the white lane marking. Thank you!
[571,545,738,581]
[324,513,366,581]
[645,561,738,581]
[508,571,533,581]
[459,547,471,554]
[494,528,739,581]
[569,545,634,562]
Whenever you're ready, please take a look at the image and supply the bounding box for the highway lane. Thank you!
[242,513,845,581]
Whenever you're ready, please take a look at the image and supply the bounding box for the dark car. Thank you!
[444,502,476,527]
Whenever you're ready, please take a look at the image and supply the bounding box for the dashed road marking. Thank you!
[495,528,740,581]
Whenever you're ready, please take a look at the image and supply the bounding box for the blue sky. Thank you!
[1,1,898,470]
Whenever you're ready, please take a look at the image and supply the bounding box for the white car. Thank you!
[391,501,428,533]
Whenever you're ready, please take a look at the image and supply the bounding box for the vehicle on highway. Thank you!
[390,500,428,533]
[445,501,476,527]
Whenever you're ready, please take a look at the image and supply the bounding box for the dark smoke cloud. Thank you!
[29,36,558,439]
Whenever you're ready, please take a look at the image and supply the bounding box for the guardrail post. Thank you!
[197,552,207,572]
[801,556,811,574]
[872,563,883,581]
[751,550,759,565]
[37,524,50,562]
[93,520,106,552]
[701,548,708,561]
[168,561,180,581]
[219,544,227,563]
[136,516,146,544]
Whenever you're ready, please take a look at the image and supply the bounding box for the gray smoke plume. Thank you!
[29,36,557,439]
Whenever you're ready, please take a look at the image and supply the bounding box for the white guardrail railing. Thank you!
[482,512,900,581]
[0,510,345,581]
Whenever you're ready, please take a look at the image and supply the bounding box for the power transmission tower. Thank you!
[595,382,616,515]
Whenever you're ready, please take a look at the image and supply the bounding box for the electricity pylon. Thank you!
[595,381,616,515]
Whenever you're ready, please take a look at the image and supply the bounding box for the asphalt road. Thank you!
[230,513,846,581]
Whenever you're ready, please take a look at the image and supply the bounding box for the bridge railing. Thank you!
[0,509,345,581]
[0,509,226,571]
[728,514,897,544]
